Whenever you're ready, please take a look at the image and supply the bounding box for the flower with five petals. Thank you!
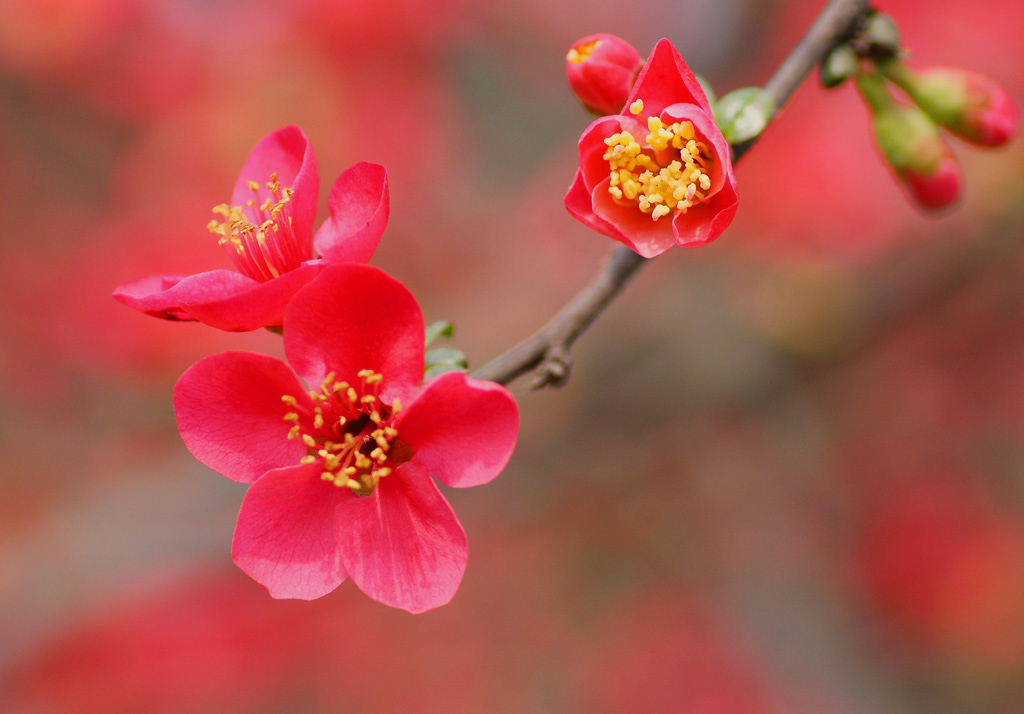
[173,264,519,612]
[565,39,738,258]
[114,125,389,331]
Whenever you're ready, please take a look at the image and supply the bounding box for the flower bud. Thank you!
[859,11,901,59]
[857,72,962,211]
[566,34,644,116]
[883,63,1018,147]
[819,43,858,89]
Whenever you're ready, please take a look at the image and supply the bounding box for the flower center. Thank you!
[282,369,406,497]
[603,99,714,221]
[207,173,307,282]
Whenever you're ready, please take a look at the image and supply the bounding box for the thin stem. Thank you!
[471,0,872,387]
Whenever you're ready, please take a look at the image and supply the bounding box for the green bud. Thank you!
[820,43,858,89]
[715,87,775,144]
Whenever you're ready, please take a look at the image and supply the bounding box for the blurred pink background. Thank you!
[1,0,1023,712]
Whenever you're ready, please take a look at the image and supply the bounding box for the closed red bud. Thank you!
[884,63,1018,147]
[566,34,644,116]
[858,72,963,211]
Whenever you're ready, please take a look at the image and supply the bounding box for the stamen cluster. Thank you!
[207,173,305,281]
[603,99,713,221]
[282,369,402,496]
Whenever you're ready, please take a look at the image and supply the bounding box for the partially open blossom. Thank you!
[566,33,644,116]
[113,126,389,331]
[857,72,963,211]
[173,264,519,612]
[565,39,738,258]
[883,63,1018,147]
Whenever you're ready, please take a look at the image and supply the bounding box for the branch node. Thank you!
[532,348,573,389]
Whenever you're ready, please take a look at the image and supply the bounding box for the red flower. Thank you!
[173,264,519,612]
[565,39,738,258]
[113,125,389,331]
[566,33,644,116]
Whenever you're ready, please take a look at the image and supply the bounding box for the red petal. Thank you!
[112,273,195,320]
[233,125,319,251]
[590,176,677,257]
[232,462,347,600]
[313,162,389,263]
[176,262,324,331]
[335,462,468,613]
[283,264,424,403]
[174,352,310,483]
[397,371,519,488]
[625,39,711,118]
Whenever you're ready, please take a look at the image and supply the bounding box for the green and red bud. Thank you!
[882,63,1018,147]
[857,71,962,211]
[566,34,643,116]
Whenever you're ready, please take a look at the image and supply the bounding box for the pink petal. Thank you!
[671,177,738,247]
[284,264,424,403]
[335,462,467,613]
[626,38,712,118]
[396,371,519,488]
[112,274,195,320]
[232,462,347,600]
[175,262,324,331]
[174,352,310,483]
[313,162,389,264]
[590,176,678,257]
[233,126,319,250]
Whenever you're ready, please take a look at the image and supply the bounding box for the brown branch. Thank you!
[471,0,871,388]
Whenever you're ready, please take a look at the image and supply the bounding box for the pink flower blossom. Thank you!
[566,34,644,116]
[565,39,738,258]
[113,125,389,331]
[173,264,519,612]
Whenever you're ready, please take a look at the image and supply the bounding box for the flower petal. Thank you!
[175,262,324,331]
[284,264,424,402]
[396,371,519,488]
[232,462,347,600]
[112,274,195,320]
[336,462,467,613]
[174,352,310,483]
[625,38,712,117]
[590,176,678,257]
[233,125,319,249]
[313,162,389,264]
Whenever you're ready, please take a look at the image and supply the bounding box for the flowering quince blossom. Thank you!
[173,264,519,612]
[113,125,389,331]
[565,39,738,258]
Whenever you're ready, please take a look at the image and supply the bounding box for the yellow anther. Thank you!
[629,99,644,114]
[651,205,671,220]
[302,434,317,448]
[281,395,298,406]
[383,427,398,438]
[376,467,392,479]
[283,412,299,422]
[365,373,383,385]
[567,39,600,64]
[246,180,260,191]
[301,455,317,465]
[313,413,324,429]
[357,369,374,379]
[346,387,358,403]
[360,395,376,404]
[288,425,301,439]
[391,398,402,413]
[699,174,711,191]
[321,472,335,481]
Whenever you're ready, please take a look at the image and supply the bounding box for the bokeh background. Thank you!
[1,0,1023,712]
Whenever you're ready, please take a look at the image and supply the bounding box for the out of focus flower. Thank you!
[856,71,962,211]
[565,39,737,258]
[114,126,388,331]
[566,33,644,116]
[174,264,519,612]
[883,63,1018,147]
